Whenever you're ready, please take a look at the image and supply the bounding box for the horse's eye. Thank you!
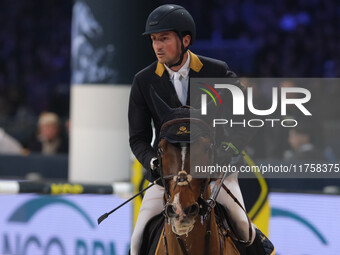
[158,147,164,154]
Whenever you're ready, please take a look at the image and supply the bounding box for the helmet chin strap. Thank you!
[168,33,188,68]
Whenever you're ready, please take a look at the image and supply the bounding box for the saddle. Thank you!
[139,202,274,255]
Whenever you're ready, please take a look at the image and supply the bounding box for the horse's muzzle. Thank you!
[165,202,199,236]
[165,202,199,219]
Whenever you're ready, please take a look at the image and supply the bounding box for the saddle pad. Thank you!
[139,213,165,255]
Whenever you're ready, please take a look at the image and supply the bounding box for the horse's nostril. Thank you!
[184,203,199,216]
[165,204,178,218]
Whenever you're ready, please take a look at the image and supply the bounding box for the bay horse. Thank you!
[144,89,275,255]
[154,116,255,255]
[148,95,252,254]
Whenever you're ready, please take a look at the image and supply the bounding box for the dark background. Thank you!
[0,0,339,176]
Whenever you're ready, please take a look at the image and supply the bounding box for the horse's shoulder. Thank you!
[154,228,165,255]
[223,236,241,255]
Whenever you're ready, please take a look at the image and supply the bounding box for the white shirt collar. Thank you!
[164,52,190,80]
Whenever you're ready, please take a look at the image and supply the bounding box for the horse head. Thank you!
[151,89,214,236]
[158,121,213,236]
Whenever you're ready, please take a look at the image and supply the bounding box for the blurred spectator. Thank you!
[0,127,23,154]
[284,122,325,161]
[28,112,68,155]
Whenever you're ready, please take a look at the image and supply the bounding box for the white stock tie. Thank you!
[173,72,186,105]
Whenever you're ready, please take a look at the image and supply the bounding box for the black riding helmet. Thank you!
[143,4,196,44]
[143,4,196,67]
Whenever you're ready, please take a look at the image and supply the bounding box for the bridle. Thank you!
[157,117,253,255]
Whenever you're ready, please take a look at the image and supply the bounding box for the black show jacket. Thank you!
[128,51,255,181]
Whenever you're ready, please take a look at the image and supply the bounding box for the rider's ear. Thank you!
[182,34,191,48]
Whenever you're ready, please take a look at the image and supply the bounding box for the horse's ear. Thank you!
[192,94,218,123]
[149,86,173,122]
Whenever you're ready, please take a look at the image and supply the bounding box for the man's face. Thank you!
[288,129,309,151]
[39,123,59,141]
[150,31,181,66]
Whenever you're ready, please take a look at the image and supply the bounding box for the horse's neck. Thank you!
[163,209,220,255]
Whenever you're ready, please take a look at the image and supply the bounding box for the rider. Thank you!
[128,4,256,254]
